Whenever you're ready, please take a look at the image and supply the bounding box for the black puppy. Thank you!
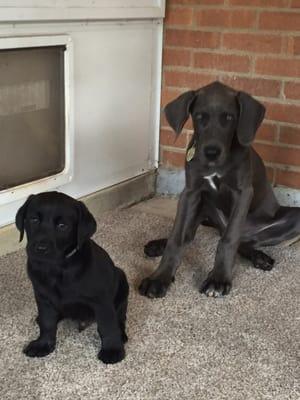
[16,191,129,364]
[139,81,300,299]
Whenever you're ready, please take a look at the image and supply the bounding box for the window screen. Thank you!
[0,46,65,190]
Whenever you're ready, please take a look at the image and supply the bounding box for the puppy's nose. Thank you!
[34,242,49,254]
[204,145,221,161]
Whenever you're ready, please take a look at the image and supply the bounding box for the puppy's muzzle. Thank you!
[34,241,50,255]
[203,145,222,162]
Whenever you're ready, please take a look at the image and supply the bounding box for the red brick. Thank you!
[186,119,194,131]
[284,37,300,55]
[194,52,250,73]
[223,33,282,54]
[163,48,191,67]
[161,87,183,106]
[161,149,185,168]
[165,29,220,49]
[164,70,217,88]
[160,129,188,149]
[253,142,300,166]
[265,102,300,124]
[282,36,294,55]
[255,57,300,78]
[161,113,169,128]
[294,37,300,55]
[221,76,281,97]
[195,9,256,29]
[276,169,300,189]
[291,0,300,7]
[256,123,277,142]
[279,126,300,146]
[229,0,289,6]
[169,0,224,4]
[259,12,300,31]
[165,7,193,26]
[284,82,300,100]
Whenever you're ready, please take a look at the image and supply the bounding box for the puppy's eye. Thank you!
[226,113,233,121]
[196,113,208,120]
[29,217,39,224]
[195,112,209,125]
[57,222,68,231]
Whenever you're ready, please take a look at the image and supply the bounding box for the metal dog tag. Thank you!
[186,144,195,162]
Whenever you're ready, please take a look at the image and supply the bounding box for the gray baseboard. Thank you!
[0,170,156,257]
[83,170,156,216]
[157,168,300,206]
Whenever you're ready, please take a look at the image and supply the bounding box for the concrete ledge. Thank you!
[0,170,156,257]
[157,168,300,206]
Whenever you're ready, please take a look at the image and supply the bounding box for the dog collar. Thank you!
[186,142,196,162]
[65,247,78,259]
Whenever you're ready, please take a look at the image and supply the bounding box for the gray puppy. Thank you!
[139,81,300,298]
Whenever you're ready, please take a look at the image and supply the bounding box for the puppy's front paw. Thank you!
[251,250,274,271]
[23,339,55,357]
[138,277,171,298]
[98,347,125,364]
[200,274,232,298]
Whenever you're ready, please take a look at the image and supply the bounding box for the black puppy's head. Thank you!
[165,81,265,170]
[16,192,96,261]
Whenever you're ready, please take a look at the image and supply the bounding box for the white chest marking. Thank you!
[204,173,222,191]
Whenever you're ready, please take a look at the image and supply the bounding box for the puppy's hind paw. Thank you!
[144,239,167,258]
[98,347,125,364]
[23,340,55,357]
[251,250,274,271]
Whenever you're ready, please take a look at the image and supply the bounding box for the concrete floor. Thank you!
[132,196,177,219]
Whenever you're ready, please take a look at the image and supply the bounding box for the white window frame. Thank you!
[0,0,165,21]
[0,35,74,206]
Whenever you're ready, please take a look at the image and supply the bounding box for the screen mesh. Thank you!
[0,46,65,190]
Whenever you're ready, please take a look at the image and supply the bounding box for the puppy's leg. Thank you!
[139,188,203,298]
[117,299,128,343]
[24,296,59,357]
[95,303,125,364]
[143,216,218,258]
[114,270,129,343]
[201,186,253,297]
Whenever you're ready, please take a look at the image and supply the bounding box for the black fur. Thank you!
[16,191,129,364]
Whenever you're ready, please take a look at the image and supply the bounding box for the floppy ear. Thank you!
[164,90,196,136]
[76,201,97,248]
[236,91,265,146]
[15,195,35,242]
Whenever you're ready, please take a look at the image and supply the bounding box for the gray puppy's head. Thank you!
[164,81,265,169]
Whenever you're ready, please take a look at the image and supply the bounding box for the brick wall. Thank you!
[160,0,300,189]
